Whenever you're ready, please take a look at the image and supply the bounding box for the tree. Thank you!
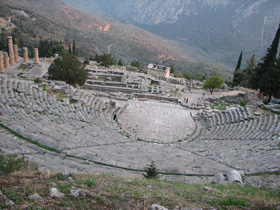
[68,43,72,54]
[84,57,89,65]
[203,75,224,94]
[118,59,123,66]
[72,40,76,55]
[170,65,174,74]
[233,51,243,86]
[250,24,280,102]
[194,73,206,81]
[131,60,140,67]
[48,54,88,86]
[143,161,159,179]
[95,53,116,67]
[239,55,256,88]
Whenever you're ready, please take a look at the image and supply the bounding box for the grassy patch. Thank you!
[150,81,159,86]
[97,77,107,82]
[39,85,48,91]
[52,89,66,101]
[18,65,27,70]
[261,107,271,111]
[112,77,121,82]
[0,171,279,210]
[213,196,249,207]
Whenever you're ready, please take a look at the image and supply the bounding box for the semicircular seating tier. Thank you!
[0,75,279,177]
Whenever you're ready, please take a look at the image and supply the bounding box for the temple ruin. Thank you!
[23,47,29,62]
[7,36,15,65]
[13,44,19,63]
[4,52,10,68]
[0,53,4,73]
[34,48,39,64]
[147,63,171,79]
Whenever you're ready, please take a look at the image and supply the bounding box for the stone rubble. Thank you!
[227,170,242,183]
[48,188,65,199]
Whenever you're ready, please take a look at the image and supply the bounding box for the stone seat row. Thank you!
[0,76,116,129]
[0,76,128,149]
[206,107,255,128]
[0,97,130,150]
[199,113,280,140]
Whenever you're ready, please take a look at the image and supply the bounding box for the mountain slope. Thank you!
[61,0,280,68]
[1,0,232,79]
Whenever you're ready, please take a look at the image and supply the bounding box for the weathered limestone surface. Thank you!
[118,100,196,143]
[23,47,29,62]
[0,73,279,187]
[0,53,4,72]
[13,45,19,62]
[7,36,15,65]
[4,52,10,68]
[34,48,39,64]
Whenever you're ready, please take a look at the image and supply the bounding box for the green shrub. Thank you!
[0,153,28,174]
[143,161,159,179]
[240,100,248,106]
[33,78,42,83]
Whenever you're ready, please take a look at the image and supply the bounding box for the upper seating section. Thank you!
[199,107,279,140]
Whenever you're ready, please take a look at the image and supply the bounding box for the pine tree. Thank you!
[233,51,243,86]
[250,24,280,102]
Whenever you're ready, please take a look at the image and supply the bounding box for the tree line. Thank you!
[233,24,280,102]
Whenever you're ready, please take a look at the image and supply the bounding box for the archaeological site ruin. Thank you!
[0,36,279,188]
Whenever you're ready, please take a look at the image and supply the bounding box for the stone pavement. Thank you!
[118,100,196,143]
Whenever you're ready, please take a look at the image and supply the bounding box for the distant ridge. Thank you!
[1,0,232,79]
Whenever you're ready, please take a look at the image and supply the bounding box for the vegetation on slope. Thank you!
[0,0,232,79]
[0,163,279,209]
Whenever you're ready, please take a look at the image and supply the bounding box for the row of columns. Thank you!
[0,36,39,73]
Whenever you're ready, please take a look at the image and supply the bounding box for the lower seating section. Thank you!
[200,107,279,140]
[0,76,130,150]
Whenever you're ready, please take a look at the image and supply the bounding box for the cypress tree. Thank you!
[250,24,280,102]
[233,51,243,86]
[72,40,76,55]
[235,51,243,71]
[68,43,71,54]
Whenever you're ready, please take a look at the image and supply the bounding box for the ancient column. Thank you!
[34,48,39,64]
[7,36,15,65]
[0,53,4,73]
[23,47,29,62]
[13,45,19,62]
[4,52,10,68]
